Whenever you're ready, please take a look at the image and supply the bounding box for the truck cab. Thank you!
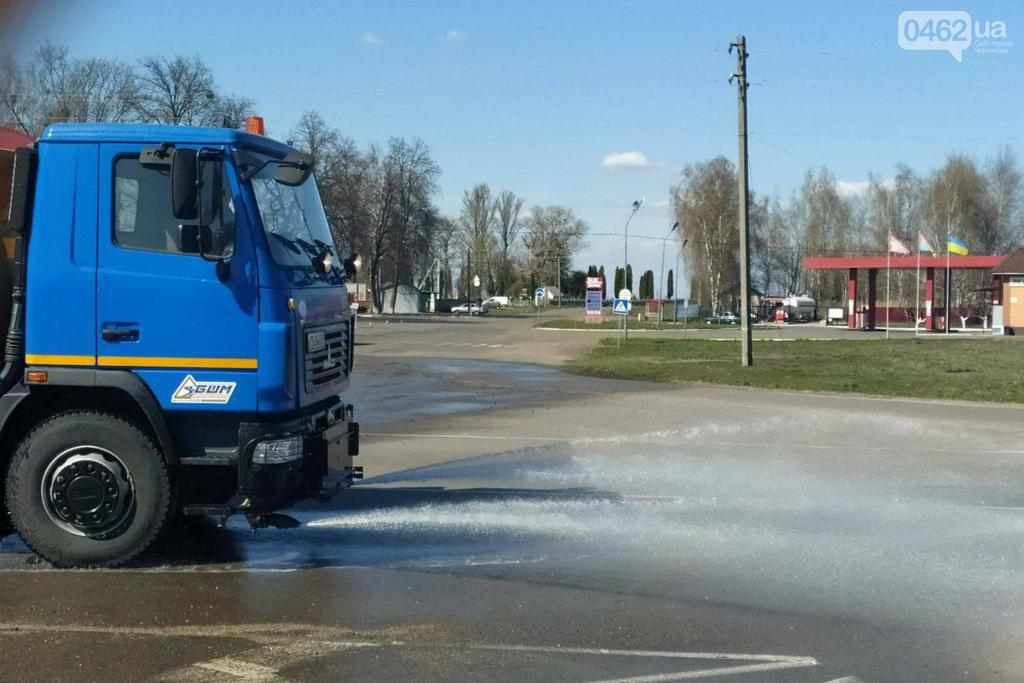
[0,122,359,567]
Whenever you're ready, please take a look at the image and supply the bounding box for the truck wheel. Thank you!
[5,411,171,568]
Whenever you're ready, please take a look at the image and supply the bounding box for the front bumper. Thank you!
[235,400,360,513]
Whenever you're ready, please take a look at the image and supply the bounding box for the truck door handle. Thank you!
[101,324,140,343]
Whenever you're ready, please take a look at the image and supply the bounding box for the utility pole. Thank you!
[466,246,472,307]
[622,199,643,342]
[731,35,754,367]
[557,255,561,307]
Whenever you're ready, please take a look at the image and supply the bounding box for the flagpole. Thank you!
[946,232,951,336]
[915,234,921,337]
[886,233,891,339]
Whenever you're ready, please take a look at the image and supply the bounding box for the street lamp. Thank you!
[658,222,679,327]
[622,198,643,341]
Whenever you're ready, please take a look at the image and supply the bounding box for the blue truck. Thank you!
[0,121,360,567]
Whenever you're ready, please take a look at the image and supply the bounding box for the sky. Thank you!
[4,0,1023,297]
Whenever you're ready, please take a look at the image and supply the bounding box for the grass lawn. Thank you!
[538,318,732,330]
[569,337,1024,403]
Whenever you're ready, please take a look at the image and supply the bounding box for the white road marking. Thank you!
[192,657,283,681]
[587,659,820,682]
[0,622,820,682]
[460,642,812,661]
[155,639,377,682]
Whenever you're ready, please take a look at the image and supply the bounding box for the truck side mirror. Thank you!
[198,158,222,227]
[178,224,201,254]
[178,224,218,256]
[171,149,198,220]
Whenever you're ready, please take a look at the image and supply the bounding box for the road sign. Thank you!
[473,275,481,288]
[535,287,545,299]
[586,276,603,290]
[585,290,602,317]
[618,288,633,301]
[612,298,632,315]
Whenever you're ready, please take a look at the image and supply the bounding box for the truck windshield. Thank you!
[250,162,339,272]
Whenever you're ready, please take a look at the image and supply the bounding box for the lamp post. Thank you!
[658,222,679,328]
[622,198,643,341]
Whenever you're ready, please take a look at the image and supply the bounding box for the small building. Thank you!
[379,283,425,314]
[992,248,1024,334]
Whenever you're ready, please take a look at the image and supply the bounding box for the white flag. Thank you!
[918,233,934,253]
[888,235,911,255]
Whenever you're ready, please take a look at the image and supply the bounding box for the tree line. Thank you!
[673,149,1022,314]
[1,43,591,312]
[1,43,255,131]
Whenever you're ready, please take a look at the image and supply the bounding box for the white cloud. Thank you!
[653,199,671,208]
[601,151,650,169]
[362,32,382,45]
[445,29,466,42]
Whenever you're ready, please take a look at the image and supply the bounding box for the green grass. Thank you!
[537,318,729,330]
[569,337,1024,403]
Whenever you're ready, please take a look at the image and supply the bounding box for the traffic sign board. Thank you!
[612,298,632,315]
[618,289,633,301]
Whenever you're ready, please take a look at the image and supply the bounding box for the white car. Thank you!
[451,303,483,315]
[482,296,509,308]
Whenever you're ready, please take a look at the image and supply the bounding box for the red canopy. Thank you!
[803,255,1001,270]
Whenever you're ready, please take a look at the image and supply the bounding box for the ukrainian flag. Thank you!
[947,236,969,256]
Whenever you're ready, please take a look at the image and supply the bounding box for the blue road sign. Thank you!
[612,298,631,315]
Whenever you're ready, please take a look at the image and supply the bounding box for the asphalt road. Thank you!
[2,316,1023,682]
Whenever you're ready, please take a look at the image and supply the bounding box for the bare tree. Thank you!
[388,138,440,312]
[433,216,459,298]
[0,44,137,133]
[135,55,216,125]
[673,157,738,315]
[494,190,524,295]
[0,52,39,133]
[208,94,255,129]
[796,168,852,305]
[984,146,1022,252]
[521,205,587,292]
[459,184,497,294]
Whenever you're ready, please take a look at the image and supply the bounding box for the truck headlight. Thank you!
[252,436,304,464]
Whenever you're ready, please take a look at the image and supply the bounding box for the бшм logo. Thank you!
[171,375,236,404]
[898,11,1010,62]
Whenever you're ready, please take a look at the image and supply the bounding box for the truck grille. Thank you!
[304,323,349,393]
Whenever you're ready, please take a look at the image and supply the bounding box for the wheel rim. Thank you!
[40,445,136,539]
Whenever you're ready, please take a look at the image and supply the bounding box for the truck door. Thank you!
[96,144,260,412]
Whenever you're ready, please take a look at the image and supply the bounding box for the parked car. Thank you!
[451,303,483,316]
[706,312,739,325]
[482,296,509,308]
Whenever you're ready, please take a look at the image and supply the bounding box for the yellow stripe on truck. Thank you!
[99,355,258,370]
[25,354,96,366]
[26,354,258,370]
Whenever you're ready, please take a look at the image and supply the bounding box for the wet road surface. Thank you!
[2,320,1024,681]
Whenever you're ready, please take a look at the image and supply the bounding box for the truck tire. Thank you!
[5,411,171,568]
